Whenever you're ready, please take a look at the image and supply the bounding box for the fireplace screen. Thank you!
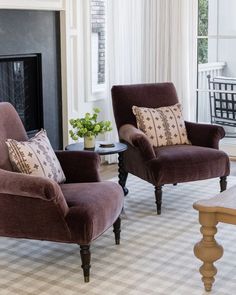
[0,54,43,135]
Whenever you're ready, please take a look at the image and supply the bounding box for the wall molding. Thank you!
[0,0,65,11]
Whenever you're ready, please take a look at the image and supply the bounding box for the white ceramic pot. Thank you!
[84,135,96,149]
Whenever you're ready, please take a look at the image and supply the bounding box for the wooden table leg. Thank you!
[194,212,223,292]
[118,152,129,196]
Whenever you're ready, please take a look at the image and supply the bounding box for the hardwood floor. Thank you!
[99,163,118,180]
[100,160,236,181]
[230,160,236,176]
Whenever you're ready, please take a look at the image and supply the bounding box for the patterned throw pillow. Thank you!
[132,103,191,147]
[6,129,66,183]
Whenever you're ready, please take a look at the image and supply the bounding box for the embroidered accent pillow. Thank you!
[132,103,191,147]
[6,129,66,183]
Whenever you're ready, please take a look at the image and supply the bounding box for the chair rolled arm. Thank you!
[0,168,64,201]
[55,150,101,183]
[119,124,155,161]
[185,121,225,149]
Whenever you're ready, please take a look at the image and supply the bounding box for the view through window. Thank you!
[197,0,236,136]
[90,0,106,95]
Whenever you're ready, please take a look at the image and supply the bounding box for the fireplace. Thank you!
[0,10,62,149]
[0,54,43,137]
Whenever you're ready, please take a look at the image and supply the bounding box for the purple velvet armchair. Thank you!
[112,83,230,214]
[0,102,123,282]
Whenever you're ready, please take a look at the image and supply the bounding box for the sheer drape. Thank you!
[105,0,143,163]
[142,0,198,120]
[105,0,198,162]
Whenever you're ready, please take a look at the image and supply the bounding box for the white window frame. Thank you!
[196,0,236,121]
[84,0,107,102]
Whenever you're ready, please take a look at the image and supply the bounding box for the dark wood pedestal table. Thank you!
[65,141,128,196]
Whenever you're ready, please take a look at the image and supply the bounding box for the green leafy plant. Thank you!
[69,108,112,141]
[198,0,208,64]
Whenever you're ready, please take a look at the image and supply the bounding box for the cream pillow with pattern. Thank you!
[132,103,191,147]
[6,129,66,183]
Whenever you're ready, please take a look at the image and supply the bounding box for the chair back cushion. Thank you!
[132,103,190,147]
[0,102,28,171]
[6,129,66,183]
[111,83,179,130]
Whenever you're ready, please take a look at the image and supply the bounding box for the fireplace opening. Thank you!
[0,54,43,137]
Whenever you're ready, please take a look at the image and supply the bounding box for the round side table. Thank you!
[65,141,128,195]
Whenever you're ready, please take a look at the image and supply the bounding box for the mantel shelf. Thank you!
[0,0,65,11]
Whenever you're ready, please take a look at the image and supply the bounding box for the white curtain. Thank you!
[142,0,198,120]
[107,0,143,85]
[105,0,144,163]
[105,0,198,162]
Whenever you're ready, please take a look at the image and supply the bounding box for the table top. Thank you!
[65,141,127,155]
[193,185,236,216]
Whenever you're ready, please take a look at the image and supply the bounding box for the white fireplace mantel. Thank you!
[0,0,65,11]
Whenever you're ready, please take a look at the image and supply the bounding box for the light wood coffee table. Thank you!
[193,185,236,292]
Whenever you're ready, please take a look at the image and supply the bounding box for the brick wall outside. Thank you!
[91,0,105,84]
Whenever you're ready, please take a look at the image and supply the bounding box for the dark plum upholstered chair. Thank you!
[0,102,123,282]
[112,83,230,214]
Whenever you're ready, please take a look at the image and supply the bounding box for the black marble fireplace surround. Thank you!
[0,10,62,149]
[0,54,43,138]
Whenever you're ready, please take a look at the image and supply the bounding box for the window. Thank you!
[196,0,236,129]
[198,0,208,64]
[85,0,106,101]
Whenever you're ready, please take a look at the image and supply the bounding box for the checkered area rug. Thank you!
[1,175,236,295]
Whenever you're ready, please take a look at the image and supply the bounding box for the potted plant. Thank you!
[69,108,112,149]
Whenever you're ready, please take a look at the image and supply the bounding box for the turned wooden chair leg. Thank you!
[220,176,227,192]
[113,216,121,245]
[80,245,91,283]
[194,212,223,292]
[155,186,162,215]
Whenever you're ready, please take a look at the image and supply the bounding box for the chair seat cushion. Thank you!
[60,181,123,244]
[147,145,230,185]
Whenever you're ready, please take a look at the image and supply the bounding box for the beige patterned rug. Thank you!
[1,175,236,295]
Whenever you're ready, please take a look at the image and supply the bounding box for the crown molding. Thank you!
[0,0,65,11]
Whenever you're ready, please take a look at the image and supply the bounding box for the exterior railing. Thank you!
[197,62,226,122]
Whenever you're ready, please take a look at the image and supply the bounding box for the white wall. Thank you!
[62,0,109,146]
